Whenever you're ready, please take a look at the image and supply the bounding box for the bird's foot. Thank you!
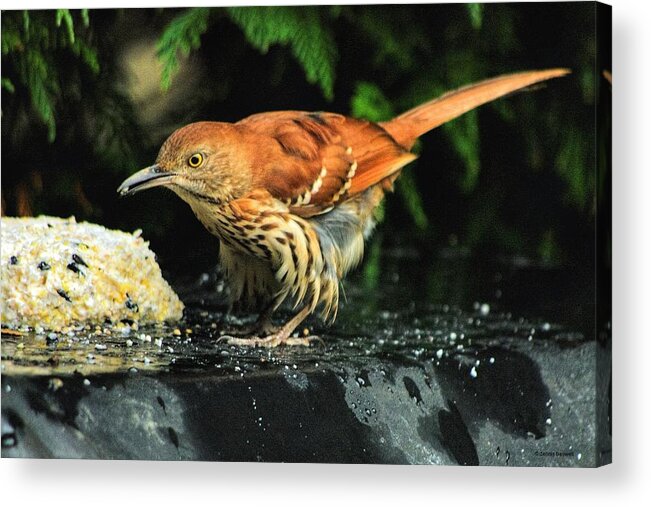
[222,321,280,337]
[217,331,321,348]
[218,305,321,348]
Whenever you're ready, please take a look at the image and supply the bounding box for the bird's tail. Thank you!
[381,68,571,150]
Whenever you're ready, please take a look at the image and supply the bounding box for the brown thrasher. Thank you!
[118,69,569,347]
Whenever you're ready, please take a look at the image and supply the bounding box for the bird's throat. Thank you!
[173,185,223,207]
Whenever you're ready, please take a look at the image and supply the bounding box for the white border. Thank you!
[2,0,650,505]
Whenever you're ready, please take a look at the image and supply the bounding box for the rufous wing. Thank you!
[239,111,417,216]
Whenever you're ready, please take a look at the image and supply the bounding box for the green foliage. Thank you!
[350,81,394,122]
[538,229,563,265]
[342,7,426,73]
[555,128,593,209]
[443,111,481,193]
[467,4,484,30]
[157,8,211,91]
[81,9,90,28]
[396,171,429,231]
[1,77,15,93]
[1,9,99,141]
[226,6,337,100]
[21,48,59,142]
[55,9,76,44]
[362,234,382,291]
[158,6,338,100]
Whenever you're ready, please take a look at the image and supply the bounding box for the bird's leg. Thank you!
[222,302,279,336]
[250,311,279,336]
[218,305,320,348]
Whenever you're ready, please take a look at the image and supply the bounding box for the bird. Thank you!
[118,68,569,347]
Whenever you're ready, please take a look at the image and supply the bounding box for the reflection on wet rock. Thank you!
[435,347,551,439]
[437,400,479,466]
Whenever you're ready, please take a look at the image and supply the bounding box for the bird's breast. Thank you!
[188,199,273,260]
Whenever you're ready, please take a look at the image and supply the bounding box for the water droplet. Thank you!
[2,433,17,448]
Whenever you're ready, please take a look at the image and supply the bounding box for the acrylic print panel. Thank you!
[1,2,611,466]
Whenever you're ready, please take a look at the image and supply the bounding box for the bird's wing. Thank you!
[238,111,416,217]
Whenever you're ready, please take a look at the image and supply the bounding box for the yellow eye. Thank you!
[188,153,204,168]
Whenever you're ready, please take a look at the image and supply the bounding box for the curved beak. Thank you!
[117,165,176,196]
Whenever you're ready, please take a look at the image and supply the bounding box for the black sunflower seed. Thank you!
[72,254,88,267]
[67,263,84,275]
[57,289,72,302]
[125,294,139,312]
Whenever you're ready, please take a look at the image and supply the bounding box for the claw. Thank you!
[217,305,320,348]
[221,322,279,337]
[216,334,236,345]
[217,333,321,348]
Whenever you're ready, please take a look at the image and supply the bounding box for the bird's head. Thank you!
[117,122,252,205]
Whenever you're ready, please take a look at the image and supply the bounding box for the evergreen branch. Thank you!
[350,81,394,122]
[74,39,100,74]
[467,4,484,30]
[227,6,337,100]
[55,9,75,44]
[2,9,100,142]
[81,9,90,28]
[2,77,16,93]
[555,128,590,208]
[156,7,211,91]
[22,48,59,141]
[1,27,23,55]
[343,7,423,73]
[22,11,30,37]
[397,172,429,231]
[443,111,481,193]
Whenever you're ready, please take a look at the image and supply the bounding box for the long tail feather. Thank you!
[382,68,571,149]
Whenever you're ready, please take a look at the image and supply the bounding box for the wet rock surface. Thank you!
[1,254,611,466]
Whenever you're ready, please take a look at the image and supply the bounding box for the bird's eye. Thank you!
[188,153,204,168]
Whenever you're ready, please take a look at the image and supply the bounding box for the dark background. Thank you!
[1,3,608,301]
